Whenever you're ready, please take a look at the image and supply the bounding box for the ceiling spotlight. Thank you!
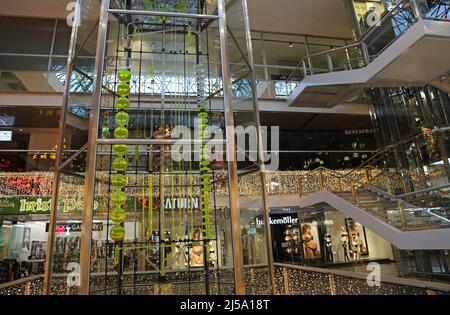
[289,42,293,48]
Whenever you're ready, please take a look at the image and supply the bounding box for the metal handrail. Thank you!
[274,262,450,293]
[303,43,361,60]
[397,183,450,198]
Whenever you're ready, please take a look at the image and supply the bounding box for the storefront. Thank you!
[0,193,237,283]
[0,217,48,283]
[267,205,395,267]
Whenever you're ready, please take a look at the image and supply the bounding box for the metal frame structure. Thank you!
[43,0,82,295]
[44,0,273,296]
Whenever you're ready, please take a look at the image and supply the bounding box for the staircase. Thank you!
[285,0,450,108]
[298,166,450,249]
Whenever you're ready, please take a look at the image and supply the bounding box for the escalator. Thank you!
[298,167,450,250]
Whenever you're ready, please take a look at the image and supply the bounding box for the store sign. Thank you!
[344,128,377,135]
[0,196,200,215]
[270,216,298,225]
[255,214,299,227]
[45,222,103,233]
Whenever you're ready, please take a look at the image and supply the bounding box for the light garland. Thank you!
[196,63,213,260]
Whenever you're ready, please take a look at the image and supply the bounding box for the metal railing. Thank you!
[274,263,450,295]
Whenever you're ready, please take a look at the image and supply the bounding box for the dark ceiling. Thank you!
[0,106,60,128]
[260,112,372,131]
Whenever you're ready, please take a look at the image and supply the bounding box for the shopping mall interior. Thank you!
[0,0,450,296]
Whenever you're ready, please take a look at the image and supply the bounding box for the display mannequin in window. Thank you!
[351,234,361,261]
[340,227,351,262]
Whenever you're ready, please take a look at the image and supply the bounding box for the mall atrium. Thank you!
[0,0,449,296]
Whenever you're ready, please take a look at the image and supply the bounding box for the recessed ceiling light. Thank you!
[289,42,293,48]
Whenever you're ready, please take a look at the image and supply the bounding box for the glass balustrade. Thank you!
[297,167,450,231]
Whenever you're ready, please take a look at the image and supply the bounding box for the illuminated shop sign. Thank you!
[0,130,12,141]
[255,215,299,227]
[0,197,100,215]
[0,196,200,215]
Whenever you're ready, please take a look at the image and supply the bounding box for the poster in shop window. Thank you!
[300,222,321,259]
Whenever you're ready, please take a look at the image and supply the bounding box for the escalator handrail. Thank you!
[305,166,450,223]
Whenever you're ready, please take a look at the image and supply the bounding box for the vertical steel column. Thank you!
[260,32,271,98]
[43,0,81,295]
[397,199,407,231]
[78,0,110,295]
[217,0,245,295]
[305,35,313,75]
[410,0,424,21]
[241,0,276,295]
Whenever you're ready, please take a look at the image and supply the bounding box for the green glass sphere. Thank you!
[117,82,130,97]
[116,97,130,110]
[114,127,129,139]
[118,68,131,82]
[113,157,128,171]
[112,174,127,188]
[110,225,125,242]
[111,191,127,205]
[113,144,128,156]
[111,208,126,224]
[115,111,129,126]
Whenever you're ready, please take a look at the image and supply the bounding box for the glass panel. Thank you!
[0,17,54,54]
[49,170,85,295]
[82,4,237,294]
[419,0,450,21]
[365,1,417,59]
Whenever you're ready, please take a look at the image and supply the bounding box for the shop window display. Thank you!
[270,206,394,268]
[0,220,47,283]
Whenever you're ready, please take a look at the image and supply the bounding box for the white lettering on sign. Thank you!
[164,197,199,210]
[367,262,381,287]
[256,216,299,227]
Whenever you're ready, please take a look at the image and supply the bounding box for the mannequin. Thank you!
[351,234,361,261]
[324,233,333,263]
[340,227,351,262]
